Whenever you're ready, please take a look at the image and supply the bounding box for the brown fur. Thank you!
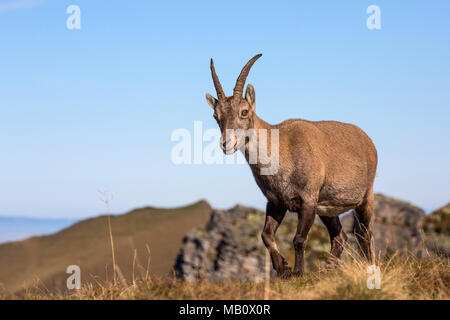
[206,54,378,278]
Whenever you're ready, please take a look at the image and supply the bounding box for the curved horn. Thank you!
[210,58,226,100]
[233,54,262,98]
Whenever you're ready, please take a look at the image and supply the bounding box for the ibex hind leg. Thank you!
[354,189,375,263]
[319,215,347,267]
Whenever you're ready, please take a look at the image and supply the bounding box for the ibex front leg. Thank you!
[261,202,291,278]
[293,199,316,277]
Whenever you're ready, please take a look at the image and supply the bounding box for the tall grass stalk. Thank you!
[99,189,117,286]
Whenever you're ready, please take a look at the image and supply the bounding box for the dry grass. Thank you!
[4,253,448,300]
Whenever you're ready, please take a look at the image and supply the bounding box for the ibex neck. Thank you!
[253,114,272,131]
[241,114,279,175]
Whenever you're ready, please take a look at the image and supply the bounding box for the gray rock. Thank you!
[173,205,328,281]
[341,194,426,257]
[174,206,272,282]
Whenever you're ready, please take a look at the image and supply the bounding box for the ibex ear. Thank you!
[205,93,218,110]
[245,84,255,111]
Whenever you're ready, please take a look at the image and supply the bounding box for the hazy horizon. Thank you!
[0,215,76,243]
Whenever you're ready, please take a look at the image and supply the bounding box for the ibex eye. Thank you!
[241,110,248,118]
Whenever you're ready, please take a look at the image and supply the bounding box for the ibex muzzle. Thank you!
[206,54,378,278]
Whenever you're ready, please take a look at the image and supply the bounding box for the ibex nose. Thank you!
[222,139,228,149]
[221,138,229,150]
[220,135,237,152]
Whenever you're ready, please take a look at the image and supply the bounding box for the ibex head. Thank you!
[205,54,262,154]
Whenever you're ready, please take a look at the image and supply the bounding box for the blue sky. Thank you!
[0,0,449,218]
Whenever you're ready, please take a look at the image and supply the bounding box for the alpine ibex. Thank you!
[205,54,378,278]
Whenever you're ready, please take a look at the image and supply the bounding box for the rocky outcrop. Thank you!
[174,206,265,282]
[173,205,330,282]
[174,195,450,281]
[423,203,450,236]
[341,194,426,257]
[341,195,450,258]
[422,203,450,257]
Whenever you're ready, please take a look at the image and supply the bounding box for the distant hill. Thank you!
[0,216,75,244]
[0,200,212,294]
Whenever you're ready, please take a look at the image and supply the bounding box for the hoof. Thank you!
[280,268,292,279]
[292,270,303,278]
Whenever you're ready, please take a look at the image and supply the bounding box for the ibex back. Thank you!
[205,54,378,278]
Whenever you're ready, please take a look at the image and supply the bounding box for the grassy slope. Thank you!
[0,200,212,294]
[8,256,449,300]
